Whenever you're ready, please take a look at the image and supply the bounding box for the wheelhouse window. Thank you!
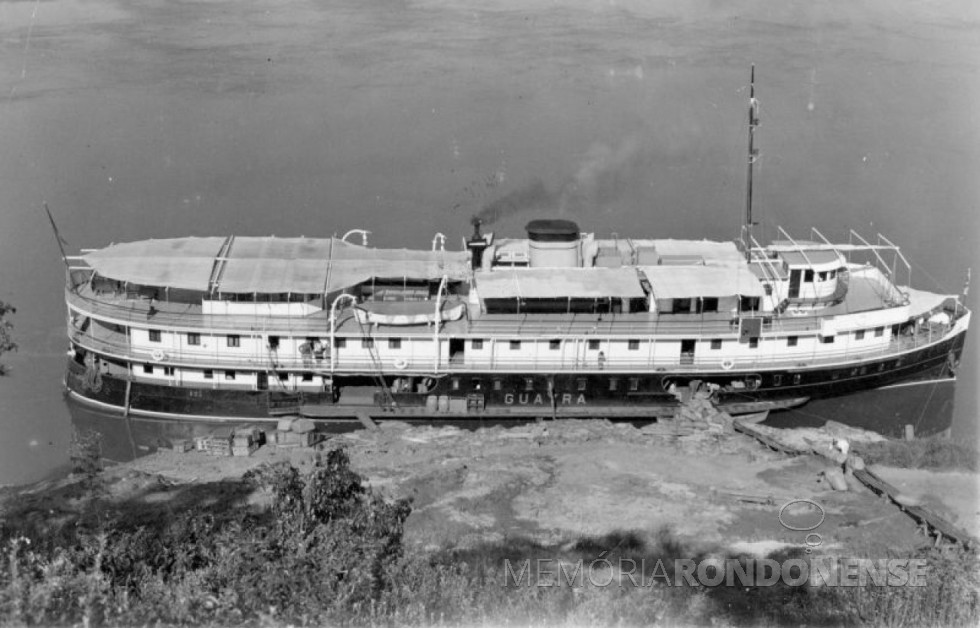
[628,339,640,351]
[226,335,240,348]
[187,332,200,346]
[149,329,161,342]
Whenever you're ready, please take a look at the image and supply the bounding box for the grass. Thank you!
[1,449,978,627]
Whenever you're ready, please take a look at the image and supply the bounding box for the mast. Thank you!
[744,65,760,257]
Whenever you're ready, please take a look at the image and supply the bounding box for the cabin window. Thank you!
[831,370,841,380]
[549,339,561,350]
[860,366,868,375]
[388,338,402,350]
[609,378,619,391]
[227,335,240,348]
[855,330,865,341]
[361,338,374,349]
[749,337,759,349]
[524,377,534,391]
[700,297,719,313]
[673,299,692,314]
[793,374,802,385]
[149,329,161,342]
[588,339,600,350]
[576,378,587,392]
[335,338,346,348]
[818,271,828,281]
[764,284,773,295]
[510,340,521,350]
[804,269,814,282]
[628,339,640,351]
[628,377,640,392]
[267,335,279,349]
[187,333,201,346]
[302,372,313,382]
[773,374,782,386]
[821,335,835,344]
[830,270,837,279]
[278,373,289,381]
[203,369,213,379]
[874,327,884,338]
[224,370,236,380]
[143,364,153,374]
[472,339,484,350]
[710,339,722,350]
[471,378,482,390]
[739,297,760,312]
[493,378,503,391]
[787,336,798,347]
[163,366,174,376]
[452,378,460,391]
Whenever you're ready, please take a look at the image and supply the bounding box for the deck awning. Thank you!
[640,265,765,299]
[83,236,471,294]
[83,237,226,291]
[476,268,646,300]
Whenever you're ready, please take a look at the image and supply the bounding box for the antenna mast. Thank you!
[744,65,760,256]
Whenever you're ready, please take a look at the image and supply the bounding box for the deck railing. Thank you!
[69,318,957,375]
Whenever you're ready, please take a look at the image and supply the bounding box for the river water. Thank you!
[1,0,977,485]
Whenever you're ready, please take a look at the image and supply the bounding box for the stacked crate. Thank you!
[274,418,321,448]
[232,427,263,457]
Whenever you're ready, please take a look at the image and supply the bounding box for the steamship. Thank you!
[61,75,971,437]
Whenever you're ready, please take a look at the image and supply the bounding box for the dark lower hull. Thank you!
[65,328,967,438]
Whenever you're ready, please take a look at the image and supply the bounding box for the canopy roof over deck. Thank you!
[640,265,765,299]
[476,267,646,300]
[83,236,471,294]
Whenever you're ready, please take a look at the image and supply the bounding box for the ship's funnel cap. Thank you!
[525,219,580,242]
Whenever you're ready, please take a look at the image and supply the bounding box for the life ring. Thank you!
[393,358,409,370]
[151,349,166,362]
[720,358,735,371]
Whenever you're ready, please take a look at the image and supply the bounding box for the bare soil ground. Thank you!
[56,419,976,558]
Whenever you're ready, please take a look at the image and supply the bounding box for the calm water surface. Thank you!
[1,0,978,484]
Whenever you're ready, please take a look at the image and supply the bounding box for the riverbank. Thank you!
[1,418,978,626]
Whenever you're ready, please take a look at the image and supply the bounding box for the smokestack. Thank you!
[466,218,489,271]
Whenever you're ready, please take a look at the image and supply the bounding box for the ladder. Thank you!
[353,310,396,409]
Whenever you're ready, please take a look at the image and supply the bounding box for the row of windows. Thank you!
[144,326,891,351]
[448,376,642,392]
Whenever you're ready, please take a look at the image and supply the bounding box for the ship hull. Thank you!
[65,326,967,438]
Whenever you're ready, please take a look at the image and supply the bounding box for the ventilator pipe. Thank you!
[341,229,370,246]
[433,275,448,371]
[329,293,357,372]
